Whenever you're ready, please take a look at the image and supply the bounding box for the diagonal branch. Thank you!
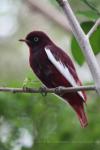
[56,0,100,94]
[87,18,100,38]
[0,85,96,94]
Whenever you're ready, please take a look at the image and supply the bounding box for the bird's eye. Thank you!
[34,37,39,42]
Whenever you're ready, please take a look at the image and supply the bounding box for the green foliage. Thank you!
[0,85,100,150]
[77,10,99,20]
[71,21,100,65]
[80,0,100,19]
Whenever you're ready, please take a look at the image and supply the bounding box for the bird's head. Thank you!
[19,31,52,51]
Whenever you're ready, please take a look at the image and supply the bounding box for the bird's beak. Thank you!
[19,39,29,43]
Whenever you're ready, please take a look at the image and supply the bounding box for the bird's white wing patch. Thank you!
[45,47,84,100]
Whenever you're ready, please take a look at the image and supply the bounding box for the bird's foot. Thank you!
[55,86,66,95]
[39,86,47,97]
[23,86,31,92]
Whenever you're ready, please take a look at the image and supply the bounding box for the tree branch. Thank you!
[0,85,96,94]
[87,18,100,38]
[56,0,100,94]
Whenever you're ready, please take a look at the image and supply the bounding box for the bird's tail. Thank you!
[71,102,88,128]
[62,94,88,128]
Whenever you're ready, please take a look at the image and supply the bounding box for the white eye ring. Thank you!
[34,37,39,42]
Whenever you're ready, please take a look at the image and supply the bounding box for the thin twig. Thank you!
[83,0,100,16]
[87,18,100,38]
[0,86,96,94]
[56,0,100,94]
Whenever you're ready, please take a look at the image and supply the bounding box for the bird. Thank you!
[19,31,88,128]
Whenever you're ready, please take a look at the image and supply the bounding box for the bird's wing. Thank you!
[45,45,86,101]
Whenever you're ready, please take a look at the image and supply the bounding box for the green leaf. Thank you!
[71,38,84,65]
[81,0,100,16]
[71,21,100,65]
[77,10,99,20]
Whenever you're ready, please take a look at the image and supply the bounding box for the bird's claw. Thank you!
[55,86,65,95]
[55,87,61,95]
[39,86,47,96]
[23,86,31,92]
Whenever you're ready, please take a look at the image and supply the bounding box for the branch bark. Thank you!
[56,0,100,94]
[0,85,96,94]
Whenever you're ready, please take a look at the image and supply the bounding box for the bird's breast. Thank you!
[29,50,69,88]
[29,51,54,85]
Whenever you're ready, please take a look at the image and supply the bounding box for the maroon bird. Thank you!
[20,31,88,127]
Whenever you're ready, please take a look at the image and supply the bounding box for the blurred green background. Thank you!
[0,0,100,150]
